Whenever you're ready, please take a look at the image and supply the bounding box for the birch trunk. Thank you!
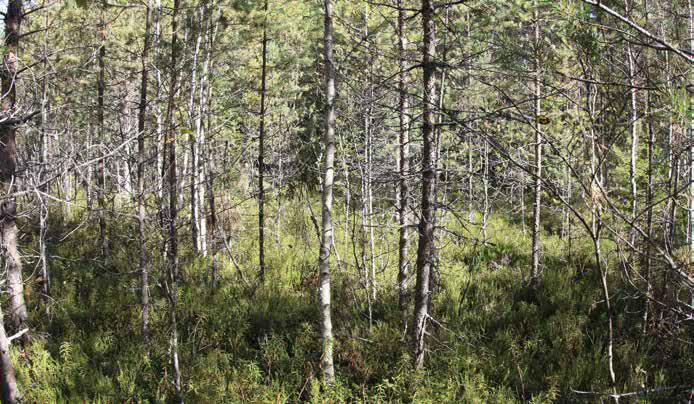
[529,1,542,288]
[188,9,202,254]
[396,0,411,329]
[318,0,336,383]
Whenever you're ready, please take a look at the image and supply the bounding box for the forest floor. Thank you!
[13,198,693,402]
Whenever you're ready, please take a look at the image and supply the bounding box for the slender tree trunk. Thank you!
[208,144,218,290]
[396,0,411,331]
[188,9,202,254]
[196,2,214,258]
[275,139,283,246]
[97,11,109,257]
[258,0,268,283]
[0,310,19,403]
[640,0,654,330]
[663,49,676,252]
[0,2,24,398]
[318,0,336,383]
[86,129,94,211]
[359,161,373,327]
[164,0,182,398]
[529,1,542,288]
[430,5,449,306]
[39,7,51,313]
[688,0,694,265]
[209,171,218,289]
[365,5,378,304]
[468,137,474,221]
[412,0,437,370]
[643,92,654,333]
[627,42,638,248]
[520,168,526,233]
[587,73,618,397]
[206,30,218,283]
[154,0,165,231]
[482,137,489,243]
[340,135,351,244]
[138,0,152,346]
[1,0,29,345]
[667,120,678,251]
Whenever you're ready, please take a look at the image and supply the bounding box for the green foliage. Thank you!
[12,198,691,402]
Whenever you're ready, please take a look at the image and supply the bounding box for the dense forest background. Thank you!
[0,0,690,402]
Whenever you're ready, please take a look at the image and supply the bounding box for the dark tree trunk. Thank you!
[39,7,51,314]
[138,0,152,346]
[412,0,437,370]
[258,0,268,283]
[1,0,29,346]
[0,310,19,403]
[97,12,109,256]
[0,1,24,401]
[164,0,182,399]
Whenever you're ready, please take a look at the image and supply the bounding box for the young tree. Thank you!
[689,0,694,264]
[258,0,269,283]
[138,0,152,345]
[38,5,51,313]
[163,0,183,398]
[318,0,337,383]
[412,0,437,370]
[96,9,109,256]
[396,0,411,330]
[529,0,542,288]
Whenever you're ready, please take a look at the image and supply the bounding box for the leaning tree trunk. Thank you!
[412,0,437,370]
[0,310,19,403]
[586,71,618,395]
[1,0,29,346]
[396,0,411,331]
[318,0,336,384]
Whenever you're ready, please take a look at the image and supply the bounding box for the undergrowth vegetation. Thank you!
[13,198,693,402]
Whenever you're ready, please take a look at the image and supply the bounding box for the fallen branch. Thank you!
[572,385,693,399]
[581,0,694,63]
[7,328,28,343]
